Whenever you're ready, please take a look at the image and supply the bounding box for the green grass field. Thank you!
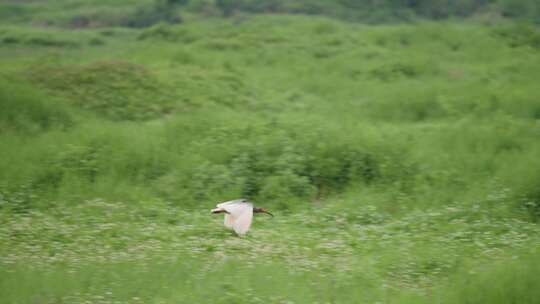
[1,6,540,303]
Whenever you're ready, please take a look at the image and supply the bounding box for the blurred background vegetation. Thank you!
[1,0,539,303]
[1,0,539,27]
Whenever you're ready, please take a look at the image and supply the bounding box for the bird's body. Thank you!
[211,199,272,235]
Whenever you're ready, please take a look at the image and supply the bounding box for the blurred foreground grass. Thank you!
[1,199,539,303]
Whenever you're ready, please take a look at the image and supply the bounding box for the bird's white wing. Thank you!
[233,207,253,235]
[224,213,235,228]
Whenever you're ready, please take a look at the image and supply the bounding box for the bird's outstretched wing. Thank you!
[224,213,235,228]
[232,207,253,235]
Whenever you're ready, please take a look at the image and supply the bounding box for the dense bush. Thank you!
[0,82,72,133]
[121,0,183,28]
[0,118,415,209]
[491,22,540,48]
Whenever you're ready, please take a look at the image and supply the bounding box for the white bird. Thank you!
[211,199,273,235]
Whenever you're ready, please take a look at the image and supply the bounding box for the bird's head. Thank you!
[253,207,273,217]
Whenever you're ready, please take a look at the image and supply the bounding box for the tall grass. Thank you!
[436,252,540,304]
[0,82,72,133]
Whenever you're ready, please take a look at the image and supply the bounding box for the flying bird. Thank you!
[211,199,273,235]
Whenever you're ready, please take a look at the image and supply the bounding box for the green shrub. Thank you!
[0,82,72,133]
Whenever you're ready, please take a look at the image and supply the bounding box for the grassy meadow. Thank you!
[1,5,540,303]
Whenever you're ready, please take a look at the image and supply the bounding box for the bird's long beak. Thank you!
[263,210,274,217]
